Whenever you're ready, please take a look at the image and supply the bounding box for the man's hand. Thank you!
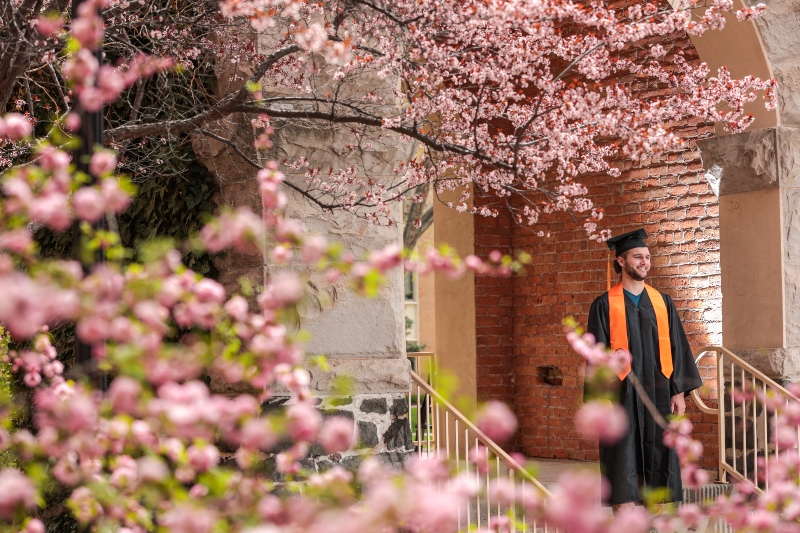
[670,393,686,416]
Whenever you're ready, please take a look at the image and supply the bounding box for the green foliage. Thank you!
[405,316,427,353]
[31,145,219,364]
[0,328,17,470]
[35,149,219,275]
[406,340,427,353]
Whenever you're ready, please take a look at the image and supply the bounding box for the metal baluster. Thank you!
[437,403,441,458]
[416,385,422,458]
[446,411,450,460]
[456,418,462,531]
[731,362,737,474]
[764,382,769,491]
[742,368,747,480]
[485,445,491,526]
[496,456,501,516]
[521,482,528,533]
[509,469,515,532]
[753,376,758,486]
[466,428,471,532]
[427,393,433,457]
[475,437,481,529]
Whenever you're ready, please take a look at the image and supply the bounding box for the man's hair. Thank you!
[613,251,629,274]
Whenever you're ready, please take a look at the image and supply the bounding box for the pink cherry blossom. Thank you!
[38,146,70,172]
[100,178,131,213]
[0,229,33,255]
[319,416,354,453]
[35,16,64,37]
[108,377,142,415]
[71,12,103,50]
[575,400,627,444]
[73,187,105,222]
[2,113,33,140]
[0,469,38,518]
[187,443,220,471]
[25,519,45,533]
[475,401,518,445]
[89,150,118,177]
[286,402,322,442]
[28,192,72,231]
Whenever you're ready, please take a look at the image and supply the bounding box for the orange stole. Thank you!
[608,284,673,380]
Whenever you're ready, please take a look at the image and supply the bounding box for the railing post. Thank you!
[717,351,727,484]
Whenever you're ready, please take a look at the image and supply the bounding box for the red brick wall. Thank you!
[474,28,723,472]
[475,204,516,408]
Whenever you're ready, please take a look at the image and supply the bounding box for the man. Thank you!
[586,228,702,509]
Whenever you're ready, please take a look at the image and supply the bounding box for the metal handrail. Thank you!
[410,369,552,497]
[691,345,800,492]
[408,367,558,532]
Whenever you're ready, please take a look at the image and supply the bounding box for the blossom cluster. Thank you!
[212,0,776,238]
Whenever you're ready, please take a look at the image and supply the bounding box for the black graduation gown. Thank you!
[586,289,702,505]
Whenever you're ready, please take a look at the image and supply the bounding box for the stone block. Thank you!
[697,129,778,195]
[390,397,409,417]
[778,127,800,188]
[733,347,800,381]
[320,408,355,420]
[309,357,410,394]
[383,418,412,451]
[358,420,379,448]
[360,398,388,414]
[753,0,800,65]
[376,451,410,469]
[775,61,800,128]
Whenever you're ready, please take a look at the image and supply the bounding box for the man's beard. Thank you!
[623,262,647,281]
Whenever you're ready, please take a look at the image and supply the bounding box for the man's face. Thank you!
[618,247,650,281]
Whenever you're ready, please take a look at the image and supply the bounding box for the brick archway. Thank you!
[440,0,800,466]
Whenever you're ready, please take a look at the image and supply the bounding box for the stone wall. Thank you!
[473,27,723,470]
[262,394,414,475]
[194,26,414,471]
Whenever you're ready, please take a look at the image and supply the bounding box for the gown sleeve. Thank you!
[585,295,611,402]
[587,294,610,348]
[663,293,703,397]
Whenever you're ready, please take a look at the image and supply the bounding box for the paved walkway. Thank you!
[532,458,600,490]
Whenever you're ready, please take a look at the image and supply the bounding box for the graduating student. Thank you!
[586,228,702,509]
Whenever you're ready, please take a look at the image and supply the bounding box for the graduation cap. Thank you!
[606,228,648,257]
[605,228,648,290]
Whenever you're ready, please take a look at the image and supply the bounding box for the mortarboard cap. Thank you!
[606,228,648,257]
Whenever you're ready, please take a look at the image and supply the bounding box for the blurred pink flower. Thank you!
[319,416,354,453]
[89,150,117,176]
[71,12,103,50]
[575,400,627,444]
[1,113,33,140]
[615,505,650,533]
[286,402,322,442]
[302,235,327,263]
[0,469,38,519]
[0,229,33,254]
[35,15,64,36]
[73,187,105,222]
[100,178,131,213]
[240,419,278,451]
[266,271,304,306]
[475,401,517,444]
[38,146,70,171]
[25,519,45,533]
[187,443,220,472]
[29,192,72,231]
[108,377,142,415]
[160,505,217,533]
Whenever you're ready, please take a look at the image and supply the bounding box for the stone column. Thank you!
[192,33,416,472]
[698,126,800,381]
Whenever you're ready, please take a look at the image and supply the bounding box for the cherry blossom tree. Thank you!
[2,0,775,238]
[0,0,794,532]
